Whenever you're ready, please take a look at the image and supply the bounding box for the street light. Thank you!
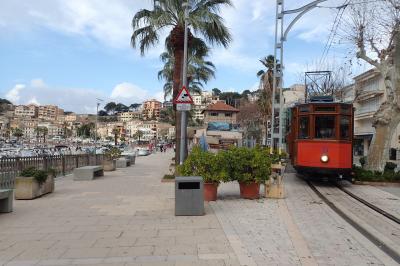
[270,0,326,154]
[179,1,190,165]
[95,98,103,153]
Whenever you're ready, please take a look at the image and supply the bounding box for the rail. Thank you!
[0,154,106,188]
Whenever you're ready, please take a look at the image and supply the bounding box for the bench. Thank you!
[121,153,136,165]
[73,166,104,181]
[116,158,130,168]
[0,175,14,213]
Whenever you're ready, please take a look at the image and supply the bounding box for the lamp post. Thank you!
[95,98,103,153]
[179,1,190,165]
[270,0,326,154]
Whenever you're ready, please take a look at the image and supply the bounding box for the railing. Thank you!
[0,154,105,189]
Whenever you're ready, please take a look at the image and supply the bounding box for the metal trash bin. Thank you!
[175,176,204,216]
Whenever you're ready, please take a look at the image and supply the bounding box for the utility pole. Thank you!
[95,98,103,153]
[270,0,326,154]
[179,1,190,165]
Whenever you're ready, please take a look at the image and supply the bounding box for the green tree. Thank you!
[133,130,144,144]
[256,55,281,144]
[131,0,233,164]
[112,128,120,146]
[212,88,221,96]
[129,103,141,111]
[35,126,49,143]
[158,37,216,99]
[115,103,129,113]
[11,127,23,141]
[104,102,117,115]
[77,123,94,138]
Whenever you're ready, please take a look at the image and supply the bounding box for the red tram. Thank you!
[287,97,354,179]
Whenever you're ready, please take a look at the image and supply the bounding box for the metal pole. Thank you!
[180,1,190,165]
[95,102,99,152]
[270,0,280,153]
[278,1,284,154]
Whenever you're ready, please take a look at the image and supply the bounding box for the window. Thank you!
[298,116,309,139]
[315,116,335,139]
[341,105,351,114]
[225,113,232,117]
[315,106,336,112]
[210,112,218,117]
[299,106,310,113]
[340,116,350,139]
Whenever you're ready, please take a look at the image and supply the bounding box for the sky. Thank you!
[0,0,371,114]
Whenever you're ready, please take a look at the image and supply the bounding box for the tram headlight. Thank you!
[321,155,329,163]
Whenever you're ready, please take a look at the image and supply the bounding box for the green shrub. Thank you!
[353,165,400,182]
[384,162,397,173]
[105,147,121,160]
[177,146,224,184]
[20,167,48,185]
[359,156,366,168]
[224,146,271,184]
[20,167,36,177]
[163,174,175,180]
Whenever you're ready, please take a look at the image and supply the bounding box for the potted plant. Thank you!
[15,167,55,199]
[227,147,271,199]
[103,147,121,171]
[178,146,226,201]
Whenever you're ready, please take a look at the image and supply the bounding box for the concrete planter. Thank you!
[102,159,116,171]
[15,175,54,200]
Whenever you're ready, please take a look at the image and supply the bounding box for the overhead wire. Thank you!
[318,0,350,68]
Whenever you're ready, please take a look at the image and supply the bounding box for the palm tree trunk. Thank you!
[171,26,185,165]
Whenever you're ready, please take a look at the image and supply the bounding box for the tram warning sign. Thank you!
[174,86,193,104]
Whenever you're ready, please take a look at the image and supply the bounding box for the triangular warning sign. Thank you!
[173,86,193,104]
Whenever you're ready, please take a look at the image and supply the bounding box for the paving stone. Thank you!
[61,247,111,259]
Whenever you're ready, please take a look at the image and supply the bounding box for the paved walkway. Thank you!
[211,174,398,266]
[0,152,239,266]
[1,152,399,266]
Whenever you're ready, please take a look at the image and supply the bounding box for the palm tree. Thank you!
[112,128,120,146]
[35,126,48,143]
[133,130,144,145]
[11,127,23,141]
[132,0,232,163]
[158,38,216,99]
[256,55,281,145]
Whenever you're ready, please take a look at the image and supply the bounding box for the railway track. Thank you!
[307,180,400,264]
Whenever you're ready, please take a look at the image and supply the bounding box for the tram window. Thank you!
[341,105,351,114]
[299,106,309,113]
[315,106,336,112]
[315,116,335,138]
[340,116,350,139]
[298,117,309,139]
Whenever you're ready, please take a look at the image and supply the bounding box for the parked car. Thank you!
[137,148,151,156]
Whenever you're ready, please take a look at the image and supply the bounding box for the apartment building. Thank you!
[192,91,213,121]
[203,101,239,124]
[38,105,64,121]
[14,104,38,118]
[143,99,161,120]
[118,111,141,122]
[353,69,400,159]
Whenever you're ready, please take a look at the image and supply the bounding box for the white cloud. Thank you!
[30,78,46,88]
[5,84,25,103]
[0,0,152,50]
[110,82,148,103]
[1,79,161,113]
[27,97,40,105]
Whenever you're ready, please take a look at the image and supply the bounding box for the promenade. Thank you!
[0,151,399,266]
